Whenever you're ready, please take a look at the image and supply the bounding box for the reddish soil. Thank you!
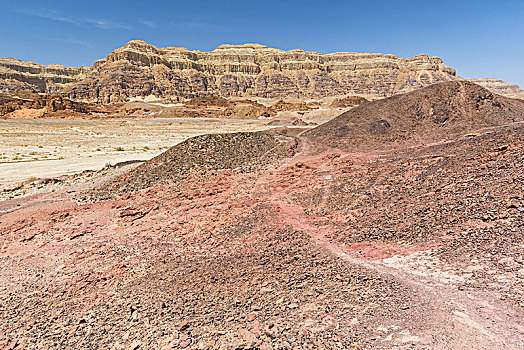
[0,81,523,349]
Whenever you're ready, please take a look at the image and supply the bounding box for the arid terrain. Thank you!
[0,118,274,186]
[0,97,343,188]
[0,80,523,349]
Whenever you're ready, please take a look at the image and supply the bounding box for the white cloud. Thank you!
[14,8,132,31]
[14,9,80,25]
[139,20,157,28]
[87,19,132,30]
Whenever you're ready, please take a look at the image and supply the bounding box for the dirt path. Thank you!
[256,137,524,349]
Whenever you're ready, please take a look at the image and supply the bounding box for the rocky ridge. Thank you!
[0,40,463,103]
[0,91,91,118]
[304,81,524,152]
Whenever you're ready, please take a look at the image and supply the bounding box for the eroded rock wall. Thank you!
[467,78,523,98]
[3,40,518,103]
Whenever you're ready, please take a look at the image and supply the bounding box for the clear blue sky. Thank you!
[1,0,523,87]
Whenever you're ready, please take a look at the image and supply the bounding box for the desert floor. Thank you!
[0,116,317,186]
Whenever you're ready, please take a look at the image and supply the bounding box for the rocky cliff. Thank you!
[467,78,524,98]
[0,91,91,118]
[0,57,87,94]
[0,40,517,103]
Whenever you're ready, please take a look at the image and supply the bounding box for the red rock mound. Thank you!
[87,131,297,200]
[304,81,524,152]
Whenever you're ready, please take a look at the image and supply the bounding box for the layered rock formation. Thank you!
[0,40,519,103]
[0,91,90,118]
[467,78,524,98]
[0,57,88,93]
[66,41,462,103]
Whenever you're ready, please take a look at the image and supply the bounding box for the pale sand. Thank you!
[0,118,272,185]
[0,109,341,185]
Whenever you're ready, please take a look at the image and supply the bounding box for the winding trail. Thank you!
[255,135,524,349]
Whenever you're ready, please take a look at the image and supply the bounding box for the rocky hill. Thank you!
[304,80,524,152]
[0,41,461,103]
[89,132,297,200]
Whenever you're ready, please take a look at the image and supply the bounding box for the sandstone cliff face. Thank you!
[0,40,517,103]
[63,41,458,103]
[467,78,523,99]
[0,57,87,94]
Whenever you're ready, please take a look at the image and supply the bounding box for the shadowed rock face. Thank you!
[0,40,460,103]
[0,91,89,117]
[304,81,524,152]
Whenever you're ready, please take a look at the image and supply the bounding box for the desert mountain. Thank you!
[1,40,461,103]
[3,41,522,104]
[304,80,524,152]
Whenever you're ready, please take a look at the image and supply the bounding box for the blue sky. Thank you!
[1,0,523,87]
